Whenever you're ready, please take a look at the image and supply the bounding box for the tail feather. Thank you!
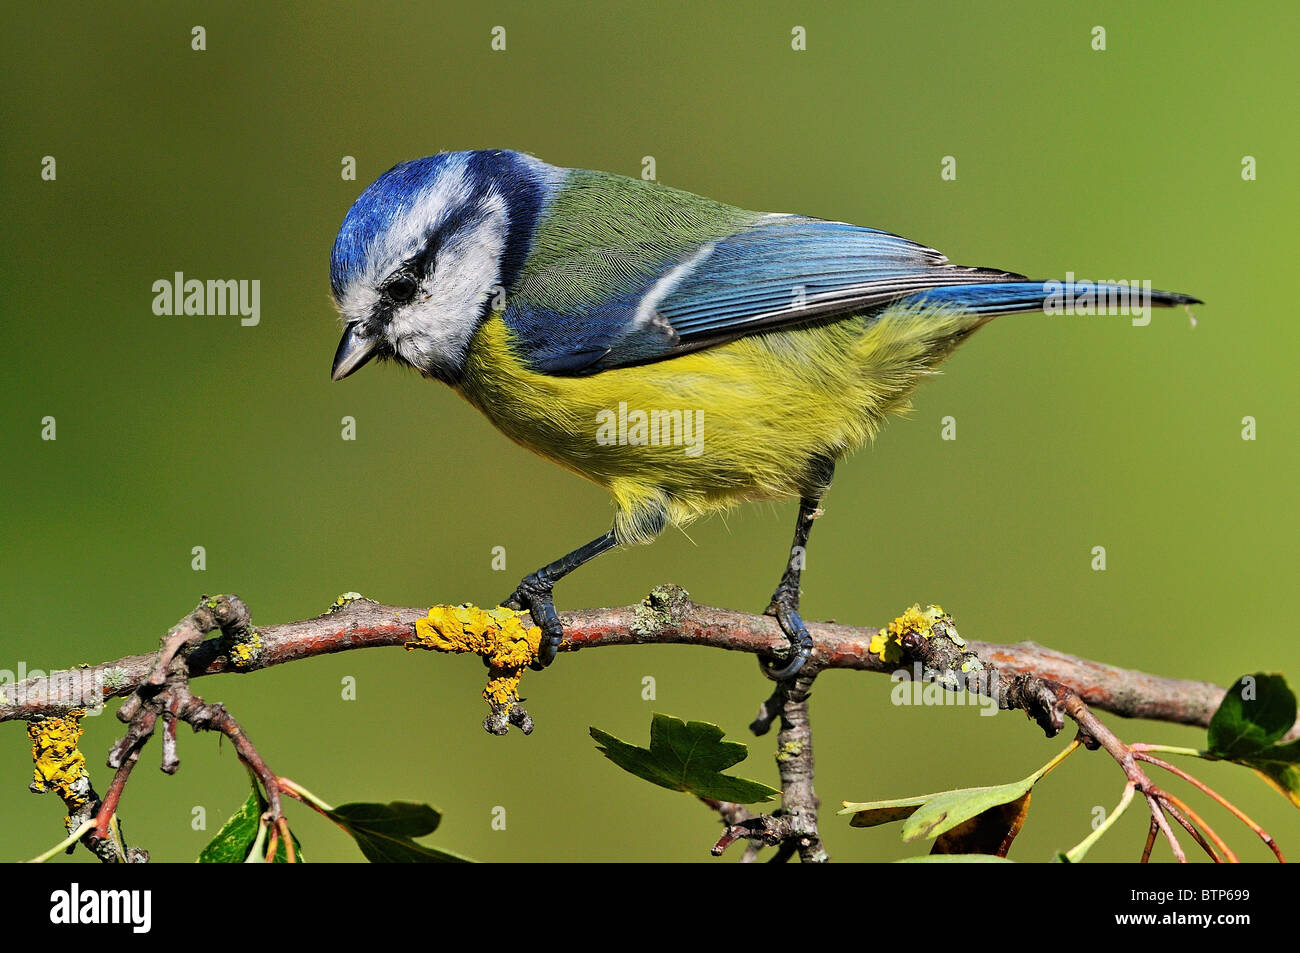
[906,280,1202,316]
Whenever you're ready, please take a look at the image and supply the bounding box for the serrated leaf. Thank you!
[1208,674,1296,758]
[901,777,1037,843]
[931,791,1031,856]
[324,801,470,863]
[590,713,779,803]
[199,784,302,863]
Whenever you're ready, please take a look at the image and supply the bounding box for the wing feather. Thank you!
[504,205,1021,375]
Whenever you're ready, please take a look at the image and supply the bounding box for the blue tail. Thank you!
[907,280,1202,316]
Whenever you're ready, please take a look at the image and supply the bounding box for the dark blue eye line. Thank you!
[380,223,448,305]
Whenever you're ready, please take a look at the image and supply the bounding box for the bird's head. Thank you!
[329,149,556,383]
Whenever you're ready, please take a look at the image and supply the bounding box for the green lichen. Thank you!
[329,591,365,613]
[777,740,803,763]
[102,666,130,691]
[630,585,690,637]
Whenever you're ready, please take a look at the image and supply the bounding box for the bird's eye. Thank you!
[385,274,418,303]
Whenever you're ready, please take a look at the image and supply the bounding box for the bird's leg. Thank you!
[763,459,835,680]
[503,530,619,670]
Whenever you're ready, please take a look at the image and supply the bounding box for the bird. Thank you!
[329,149,1199,680]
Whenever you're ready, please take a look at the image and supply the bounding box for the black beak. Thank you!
[331,324,378,381]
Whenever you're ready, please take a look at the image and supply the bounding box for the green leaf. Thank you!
[1208,674,1296,759]
[324,801,470,863]
[901,777,1037,844]
[199,783,302,863]
[894,854,1014,863]
[841,744,1079,851]
[1205,674,1300,808]
[589,713,779,803]
[199,791,260,863]
[1234,739,1300,808]
[931,791,1031,856]
[839,795,930,828]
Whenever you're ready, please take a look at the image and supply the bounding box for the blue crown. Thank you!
[330,150,553,301]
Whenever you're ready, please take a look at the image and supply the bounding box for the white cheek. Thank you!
[339,284,379,325]
[386,198,508,369]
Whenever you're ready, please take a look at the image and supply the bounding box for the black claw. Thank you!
[763,597,814,681]
[504,575,565,670]
[764,646,810,681]
[531,627,563,670]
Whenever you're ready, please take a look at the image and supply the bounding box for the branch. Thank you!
[702,673,830,863]
[0,588,1260,733]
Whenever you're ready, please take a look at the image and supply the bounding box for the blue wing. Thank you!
[502,216,1025,375]
[651,219,1024,348]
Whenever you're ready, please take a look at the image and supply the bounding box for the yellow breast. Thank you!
[455,307,985,542]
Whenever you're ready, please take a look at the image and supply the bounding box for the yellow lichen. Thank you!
[868,631,901,664]
[870,604,947,662]
[29,711,90,809]
[410,605,542,710]
[228,629,262,667]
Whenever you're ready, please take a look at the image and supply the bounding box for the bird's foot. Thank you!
[762,585,813,680]
[502,573,565,670]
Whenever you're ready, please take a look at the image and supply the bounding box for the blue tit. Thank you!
[329,149,1199,678]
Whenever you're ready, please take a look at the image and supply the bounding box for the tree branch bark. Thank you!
[0,592,1252,730]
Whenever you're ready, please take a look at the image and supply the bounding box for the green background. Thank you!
[2,1,1295,863]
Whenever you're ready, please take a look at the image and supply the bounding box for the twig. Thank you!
[1158,795,1220,862]
[701,798,762,861]
[1147,793,1187,862]
[713,674,829,863]
[25,819,96,864]
[1141,818,1158,863]
[1158,790,1235,862]
[1134,750,1284,861]
[84,596,284,860]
